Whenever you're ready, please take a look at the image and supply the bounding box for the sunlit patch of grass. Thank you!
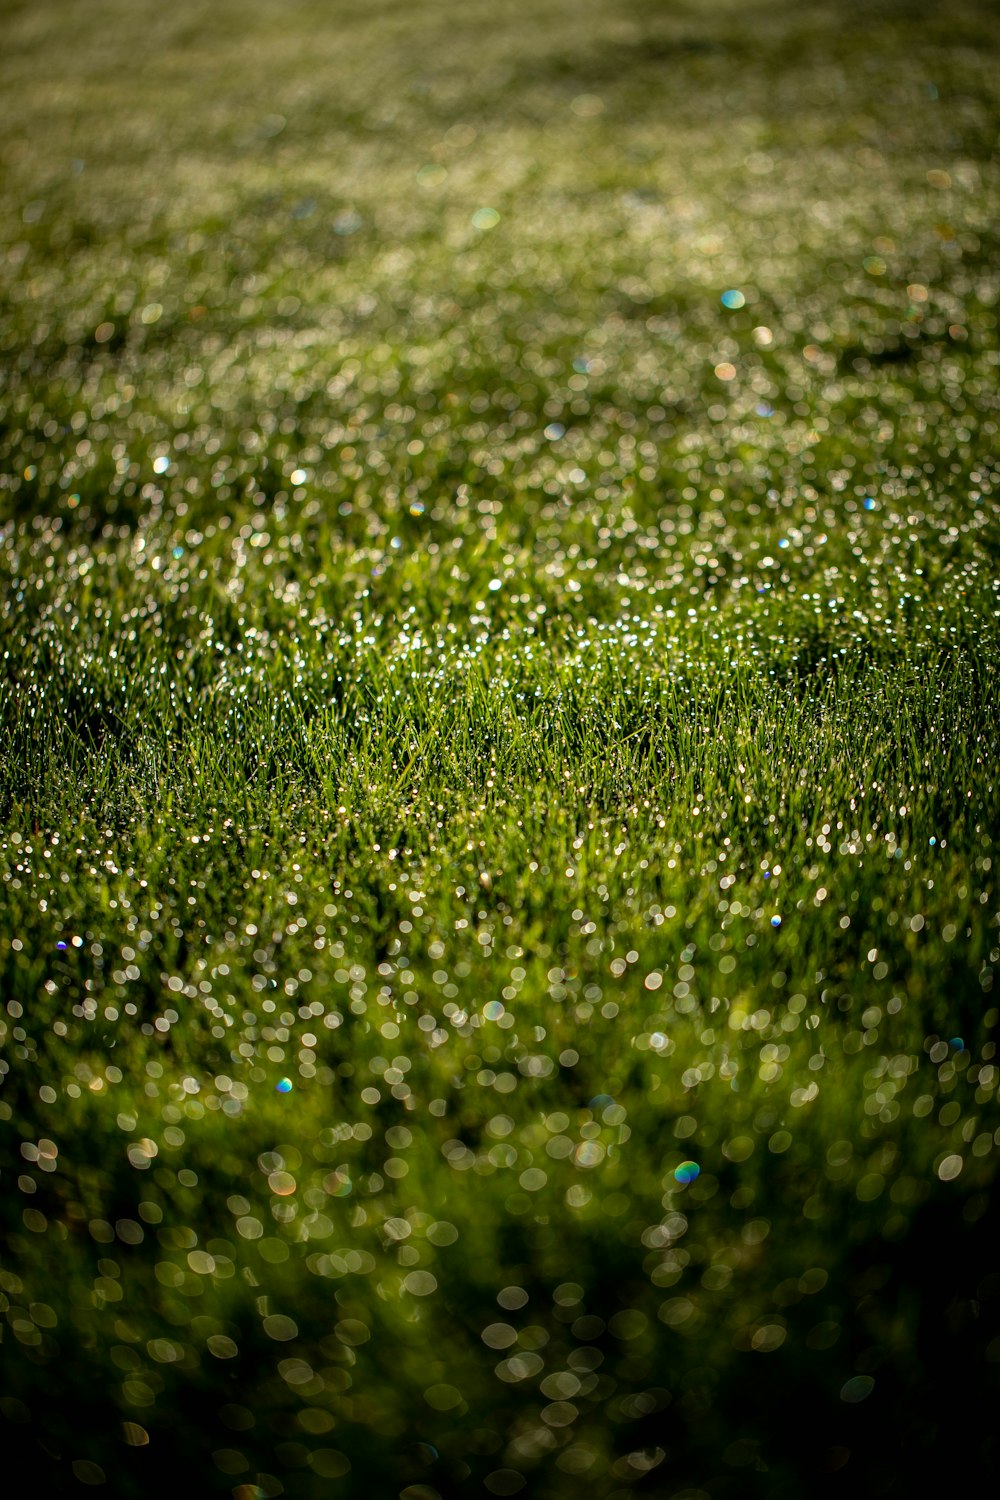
[1,1,999,1496]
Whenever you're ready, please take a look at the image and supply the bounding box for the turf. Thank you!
[1,1,999,1495]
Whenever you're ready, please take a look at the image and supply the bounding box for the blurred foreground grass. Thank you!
[1,1,1000,1496]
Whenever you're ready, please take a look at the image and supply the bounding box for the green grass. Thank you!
[1,0,999,1495]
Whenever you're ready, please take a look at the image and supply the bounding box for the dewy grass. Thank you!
[1,0,999,1495]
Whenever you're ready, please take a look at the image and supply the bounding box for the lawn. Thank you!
[1,0,999,1495]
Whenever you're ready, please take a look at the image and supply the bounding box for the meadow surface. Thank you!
[1,1,999,1495]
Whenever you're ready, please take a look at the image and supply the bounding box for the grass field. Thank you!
[1,0,999,1495]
